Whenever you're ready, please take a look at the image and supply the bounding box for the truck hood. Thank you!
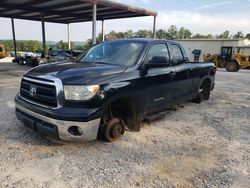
[25,61,127,84]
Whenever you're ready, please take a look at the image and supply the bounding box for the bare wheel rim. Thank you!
[111,123,122,139]
[104,118,124,142]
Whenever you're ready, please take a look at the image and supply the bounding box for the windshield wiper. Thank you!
[80,60,112,65]
[93,61,112,65]
[80,60,126,67]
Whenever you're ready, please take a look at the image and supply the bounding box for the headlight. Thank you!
[64,85,99,101]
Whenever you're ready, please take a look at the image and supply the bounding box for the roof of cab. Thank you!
[105,38,177,44]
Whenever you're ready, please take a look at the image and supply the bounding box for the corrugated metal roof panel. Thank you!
[0,0,157,23]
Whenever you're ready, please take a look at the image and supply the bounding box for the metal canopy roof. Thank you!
[0,0,157,24]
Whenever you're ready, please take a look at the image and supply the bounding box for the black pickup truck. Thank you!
[15,39,216,142]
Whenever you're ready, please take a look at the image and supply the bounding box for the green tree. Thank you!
[192,33,214,39]
[183,29,192,39]
[233,31,244,38]
[25,40,42,52]
[168,25,178,39]
[178,27,192,39]
[245,33,250,39]
[192,33,205,38]
[73,45,84,50]
[156,29,170,39]
[178,27,186,39]
[134,29,152,38]
[218,30,230,38]
[0,40,13,52]
[206,34,214,39]
[106,31,119,40]
[56,40,68,49]
[124,30,134,38]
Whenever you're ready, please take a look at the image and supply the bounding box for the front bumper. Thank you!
[15,103,100,142]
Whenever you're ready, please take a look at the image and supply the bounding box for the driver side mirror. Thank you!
[140,56,170,77]
[184,57,190,63]
[147,56,170,67]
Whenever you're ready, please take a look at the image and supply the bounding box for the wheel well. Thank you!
[106,97,141,132]
[201,78,211,89]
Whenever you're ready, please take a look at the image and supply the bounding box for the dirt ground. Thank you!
[0,61,249,188]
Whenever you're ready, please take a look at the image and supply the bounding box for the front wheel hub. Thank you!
[104,118,125,142]
[111,123,122,138]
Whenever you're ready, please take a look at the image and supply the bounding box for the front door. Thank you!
[143,43,176,115]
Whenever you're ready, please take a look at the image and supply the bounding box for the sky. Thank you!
[0,0,250,41]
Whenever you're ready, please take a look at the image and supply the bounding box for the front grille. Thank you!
[20,77,57,108]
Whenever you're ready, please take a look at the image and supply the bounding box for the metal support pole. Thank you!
[11,18,17,58]
[101,20,105,42]
[153,16,156,39]
[67,23,71,50]
[41,14,46,56]
[92,3,97,45]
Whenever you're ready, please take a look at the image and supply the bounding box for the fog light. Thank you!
[77,127,83,135]
[68,126,83,136]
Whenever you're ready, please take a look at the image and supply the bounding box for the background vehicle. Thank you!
[15,39,216,142]
[48,49,72,62]
[12,52,40,65]
[0,44,6,58]
[48,49,83,62]
[204,46,250,72]
[12,49,84,66]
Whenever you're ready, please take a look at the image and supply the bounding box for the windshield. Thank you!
[80,40,147,66]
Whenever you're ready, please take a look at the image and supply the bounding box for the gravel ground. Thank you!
[0,62,249,188]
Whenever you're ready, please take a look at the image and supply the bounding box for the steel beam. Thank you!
[68,24,71,50]
[92,3,97,45]
[102,20,105,42]
[11,18,17,58]
[41,14,46,56]
[153,16,156,39]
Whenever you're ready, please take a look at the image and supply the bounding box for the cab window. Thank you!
[146,44,170,65]
[171,44,184,65]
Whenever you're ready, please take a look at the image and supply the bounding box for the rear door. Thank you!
[170,43,193,102]
[143,43,176,114]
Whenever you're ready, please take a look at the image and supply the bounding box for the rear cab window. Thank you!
[171,44,184,65]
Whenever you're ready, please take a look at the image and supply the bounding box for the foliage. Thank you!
[178,27,192,39]
[233,31,244,39]
[168,25,178,39]
[218,30,230,39]
[1,26,249,53]
[192,33,214,39]
[56,40,68,49]
[245,33,250,39]
[0,40,42,53]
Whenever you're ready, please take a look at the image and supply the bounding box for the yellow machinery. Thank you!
[204,54,221,67]
[0,44,6,58]
[204,46,250,72]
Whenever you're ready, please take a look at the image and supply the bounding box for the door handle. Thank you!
[169,71,176,77]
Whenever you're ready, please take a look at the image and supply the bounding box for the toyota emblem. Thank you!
[29,86,37,97]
